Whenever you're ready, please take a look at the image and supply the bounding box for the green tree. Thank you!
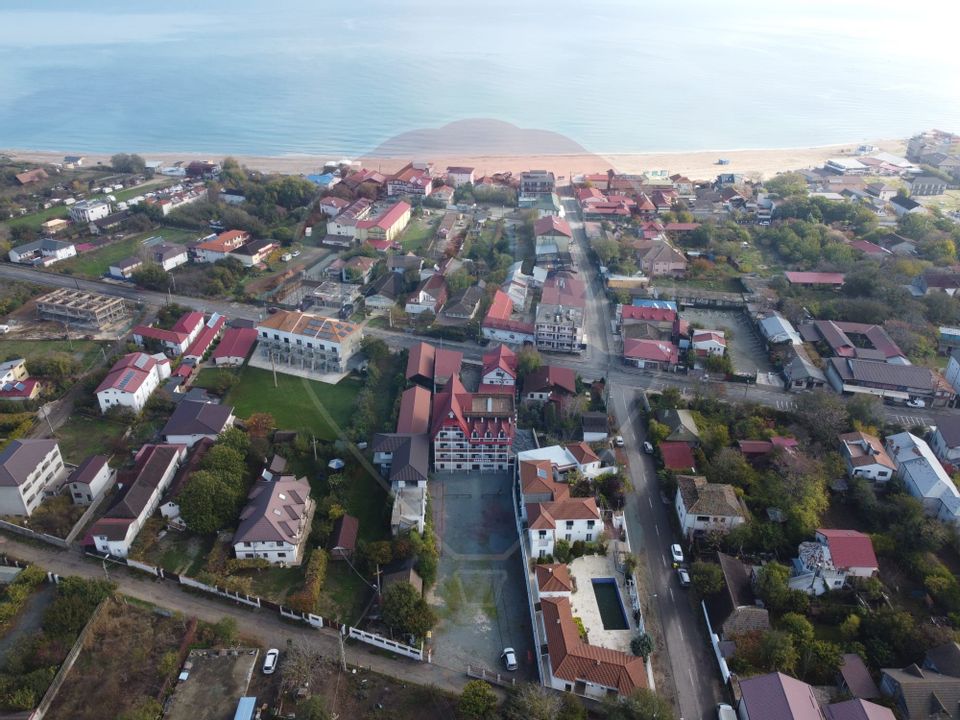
[457,680,498,720]
[517,346,542,377]
[218,427,251,456]
[603,689,676,720]
[213,616,238,644]
[690,562,725,596]
[558,693,587,720]
[111,153,146,174]
[446,267,474,295]
[381,581,436,638]
[362,540,393,570]
[755,562,809,615]
[840,614,862,642]
[630,632,654,660]
[178,470,241,533]
[502,683,561,720]
[132,262,170,291]
[760,631,799,675]
[298,697,331,720]
[764,171,808,198]
[794,391,849,446]
[779,612,815,644]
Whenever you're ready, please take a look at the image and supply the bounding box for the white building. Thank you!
[480,344,517,388]
[88,444,185,557]
[255,310,363,374]
[789,529,878,596]
[0,440,67,516]
[95,352,170,414]
[930,417,960,465]
[68,199,111,224]
[161,400,234,448]
[232,476,314,565]
[66,455,113,506]
[886,432,960,523]
[674,475,748,538]
[692,330,726,357]
[527,497,601,558]
[839,431,896,483]
[446,166,475,187]
[8,238,77,266]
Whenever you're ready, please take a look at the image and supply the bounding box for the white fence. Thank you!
[701,600,731,684]
[346,627,423,661]
[177,573,261,608]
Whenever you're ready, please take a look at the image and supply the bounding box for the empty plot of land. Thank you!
[681,307,772,374]
[164,648,259,720]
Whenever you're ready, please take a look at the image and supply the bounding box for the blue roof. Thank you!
[234,697,257,720]
[631,299,677,310]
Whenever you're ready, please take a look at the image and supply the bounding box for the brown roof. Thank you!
[535,564,574,593]
[519,459,569,501]
[522,365,576,396]
[257,310,360,343]
[565,442,600,466]
[397,385,431,435]
[527,498,600,530]
[0,439,59,487]
[331,514,359,554]
[67,455,109,486]
[102,445,183,521]
[540,596,646,695]
[677,475,746,518]
[233,476,312,545]
[839,432,896,471]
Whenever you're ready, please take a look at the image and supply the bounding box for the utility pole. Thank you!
[42,404,55,435]
[311,435,318,461]
[271,353,278,388]
[338,626,348,672]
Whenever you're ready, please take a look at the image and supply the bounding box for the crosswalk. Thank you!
[891,414,928,428]
[774,399,796,411]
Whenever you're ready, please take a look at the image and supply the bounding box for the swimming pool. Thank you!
[591,578,629,630]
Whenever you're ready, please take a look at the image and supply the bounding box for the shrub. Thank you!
[287,549,328,614]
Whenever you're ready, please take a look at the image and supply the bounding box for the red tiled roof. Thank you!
[534,215,572,238]
[484,289,514,322]
[406,342,435,381]
[540,596,646,695]
[522,365,576,396]
[849,239,891,256]
[519,459,568,500]
[660,442,695,471]
[784,271,845,285]
[0,378,39,399]
[535,563,574,593]
[482,344,517,378]
[818,529,878,570]
[566,441,600,465]
[184,315,225,359]
[541,273,586,308]
[397,385,431,435]
[356,201,411,231]
[664,222,701,231]
[623,339,679,364]
[620,305,676,323]
[212,327,257,362]
[95,352,161,394]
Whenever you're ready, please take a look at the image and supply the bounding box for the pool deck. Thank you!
[567,554,636,653]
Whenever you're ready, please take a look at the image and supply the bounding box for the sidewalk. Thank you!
[0,534,469,694]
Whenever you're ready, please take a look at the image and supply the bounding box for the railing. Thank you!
[467,664,517,688]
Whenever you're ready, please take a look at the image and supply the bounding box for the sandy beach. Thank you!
[2,139,906,183]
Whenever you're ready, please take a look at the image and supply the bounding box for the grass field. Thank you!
[0,338,102,368]
[399,215,440,253]
[55,413,127,463]
[56,228,197,278]
[194,365,362,439]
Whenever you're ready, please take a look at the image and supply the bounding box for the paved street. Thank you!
[0,535,470,694]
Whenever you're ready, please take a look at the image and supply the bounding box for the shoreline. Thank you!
[1,138,906,182]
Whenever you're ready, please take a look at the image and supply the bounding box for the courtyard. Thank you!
[680,307,772,375]
[428,471,536,681]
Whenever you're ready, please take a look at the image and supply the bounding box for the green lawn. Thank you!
[55,413,127,463]
[342,463,391,543]
[243,564,307,602]
[319,561,373,624]
[57,228,195,278]
[399,216,440,253]
[7,204,70,232]
[194,365,362,439]
[0,339,102,368]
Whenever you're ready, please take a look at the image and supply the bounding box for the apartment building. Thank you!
[0,440,67,516]
[255,309,362,374]
[431,377,515,472]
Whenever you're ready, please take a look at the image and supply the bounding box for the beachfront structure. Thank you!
[0,440,67,517]
[446,166,475,187]
[327,198,373,239]
[533,215,572,259]
[95,352,171,414]
[387,163,433,197]
[255,309,362,374]
[431,377,515,472]
[34,288,127,329]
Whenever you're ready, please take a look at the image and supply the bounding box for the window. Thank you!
[273,333,279,340]
[564,533,572,541]
[586,534,592,542]
[566,521,574,529]
[276,541,284,547]
[587,520,595,529]
[538,530,547,538]
[696,516,709,522]
[277,552,287,558]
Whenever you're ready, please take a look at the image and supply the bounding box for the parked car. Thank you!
[614,435,625,447]
[670,544,684,565]
[642,441,654,454]
[501,647,518,671]
[262,648,279,675]
[717,704,736,720]
[677,568,691,587]
[907,397,926,408]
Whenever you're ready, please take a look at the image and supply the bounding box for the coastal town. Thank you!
[2,129,960,720]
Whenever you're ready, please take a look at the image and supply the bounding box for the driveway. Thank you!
[681,307,772,375]
[428,471,536,682]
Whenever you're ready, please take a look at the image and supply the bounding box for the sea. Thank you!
[1,0,959,158]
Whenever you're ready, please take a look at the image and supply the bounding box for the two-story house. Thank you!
[161,400,234,448]
[479,344,517,392]
[66,455,113,506]
[674,475,748,538]
[931,416,960,466]
[790,528,879,596]
[886,432,960,523]
[95,352,171,414]
[405,274,448,315]
[255,309,363,374]
[0,439,68,516]
[232,474,314,565]
[533,215,572,260]
[839,431,896,482]
[881,642,960,719]
[527,497,601,558]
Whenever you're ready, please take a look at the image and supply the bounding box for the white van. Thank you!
[717,703,736,720]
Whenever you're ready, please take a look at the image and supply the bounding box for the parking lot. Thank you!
[681,308,772,375]
[428,471,536,681]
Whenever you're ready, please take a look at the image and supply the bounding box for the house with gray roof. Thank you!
[706,552,770,643]
[655,408,700,444]
[881,642,960,719]
[161,400,234,448]
[232,475,314,565]
[0,439,67,516]
[674,475,748,538]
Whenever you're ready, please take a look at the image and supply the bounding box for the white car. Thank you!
[677,568,691,587]
[501,647,518,671]
[642,441,654,454]
[262,648,279,675]
[670,544,684,565]
[717,703,737,720]
[614,435,625,447]
[907,398,926,408]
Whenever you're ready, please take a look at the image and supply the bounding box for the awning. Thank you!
[842,384,909,400]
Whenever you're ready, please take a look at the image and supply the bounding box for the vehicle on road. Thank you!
[614,435,624,447]
[642,441,654,454]
[263,648,279,674]
[501,647,518,671]
[677,567,691,587]
[717,703,736,720]
[907,397,926,408]
[670,544,684,564]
